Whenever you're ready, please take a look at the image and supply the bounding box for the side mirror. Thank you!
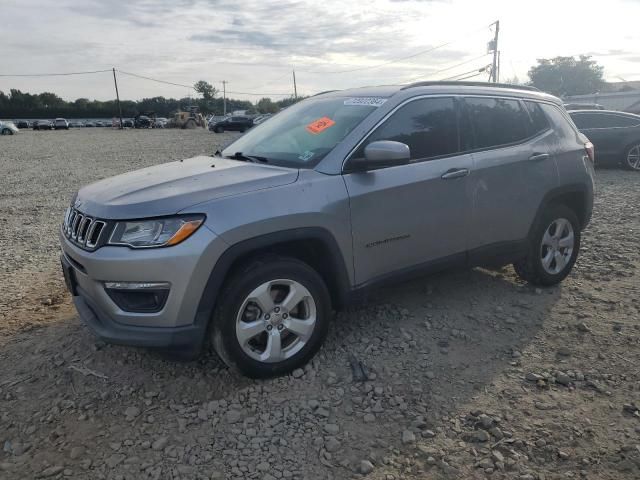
[347,140,411,172]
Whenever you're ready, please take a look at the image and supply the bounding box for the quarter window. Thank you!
[353,97,459,161]
[524,101,550,136]
[464,97,530,149]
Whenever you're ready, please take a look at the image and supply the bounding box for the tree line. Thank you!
[0,86,300,119]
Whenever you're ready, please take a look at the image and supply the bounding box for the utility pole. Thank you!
[490,20,500,83]
[112,68,123,129]
[292,69,298,100]
[222,80,227,116]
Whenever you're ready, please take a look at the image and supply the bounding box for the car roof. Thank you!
[315,81,561,104]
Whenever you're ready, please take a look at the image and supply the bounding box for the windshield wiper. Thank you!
[224,152,269,163]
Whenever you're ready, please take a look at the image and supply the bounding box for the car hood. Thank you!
[74,156,299,219]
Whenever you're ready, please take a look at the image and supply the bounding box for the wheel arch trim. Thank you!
[529,184,591,235]
[194,227,351,329]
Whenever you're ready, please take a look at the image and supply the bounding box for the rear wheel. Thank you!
[1,128,12,135]
[214,126,223,133]
[625,143,640,171]
[513,204,581,286]
[211,256,331,378]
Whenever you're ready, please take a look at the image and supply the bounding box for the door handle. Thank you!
[529,152,550,161]
[441,168,470,180]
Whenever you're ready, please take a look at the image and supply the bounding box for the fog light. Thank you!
[104,281,170,290]
[104,282,170,313]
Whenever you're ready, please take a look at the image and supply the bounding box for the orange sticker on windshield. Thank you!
[306,116,335,134]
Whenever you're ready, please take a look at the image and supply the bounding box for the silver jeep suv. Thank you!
[60,82,595,377]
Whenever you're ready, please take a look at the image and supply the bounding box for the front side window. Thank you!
[464,97,530,149]
[598,114,639,128]
[352,97,459,161]
[571,113,605,129]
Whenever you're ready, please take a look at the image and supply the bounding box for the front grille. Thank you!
[63,207,107,250]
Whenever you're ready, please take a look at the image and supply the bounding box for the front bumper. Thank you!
[59,224,228,350]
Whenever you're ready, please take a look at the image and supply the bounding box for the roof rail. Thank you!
[401,81,540,92]
[312,90,340,97]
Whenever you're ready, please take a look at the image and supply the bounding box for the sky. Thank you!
[1,0,639,103]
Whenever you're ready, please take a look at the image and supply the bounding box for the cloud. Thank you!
[1,0,639,100]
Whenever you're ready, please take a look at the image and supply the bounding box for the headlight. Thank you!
[108,215,204,248]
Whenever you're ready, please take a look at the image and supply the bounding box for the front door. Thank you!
[343,96,473,285]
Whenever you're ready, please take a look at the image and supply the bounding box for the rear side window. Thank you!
[464,97,530,149]
[354,97,459,161]
[524,101,550,136]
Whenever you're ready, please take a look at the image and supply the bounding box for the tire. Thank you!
[624,143,640,171]
[211,256,331,378]
[183,119,197,129]
[1,128,12,135]
[513,204,581,286]
[214,126,223,133]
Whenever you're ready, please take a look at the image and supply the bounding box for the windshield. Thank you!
[221,96,382,168]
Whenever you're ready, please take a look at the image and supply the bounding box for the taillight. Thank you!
[584,141,595,163]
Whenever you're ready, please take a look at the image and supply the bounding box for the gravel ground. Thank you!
[0,129,639,480]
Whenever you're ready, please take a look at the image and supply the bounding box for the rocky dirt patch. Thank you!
[1,130,638,479]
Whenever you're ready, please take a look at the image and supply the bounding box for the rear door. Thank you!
[343,96,473,285]
[463,96,557,255]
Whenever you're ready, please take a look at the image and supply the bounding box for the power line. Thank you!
[299,23,493,75]
[394,53,492,84]
[0,69,111,77]
[225,90,292,97]
[450,71,486,81]
[117,70,292,97]
[116,70,196,89]
[441,64,491,81]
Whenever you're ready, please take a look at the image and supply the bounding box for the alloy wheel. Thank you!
[540,218,575,275]
[235,279,317,363]
[627,145,640,171]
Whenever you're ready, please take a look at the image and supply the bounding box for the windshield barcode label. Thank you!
[344,97,387,107]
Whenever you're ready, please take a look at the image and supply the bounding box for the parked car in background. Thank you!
[568,109,640,170]
[84,122,96,128]
[54,118,70,130]
[207,116,226,130]
[122,119,134,128]
[154,117,168,128]
[60,82,595,377]
[209,116,253,133]
[0,121,19,135]
[33,120,53,130]
[15,120,30,129]
[134,115,153,129]
[564,103,604,111]
[69,121,84,128]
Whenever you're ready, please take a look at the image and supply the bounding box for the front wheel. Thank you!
[211,256,331,378]
[1,128,12,135]
[624,143,640,171]
[513,204,581,286]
